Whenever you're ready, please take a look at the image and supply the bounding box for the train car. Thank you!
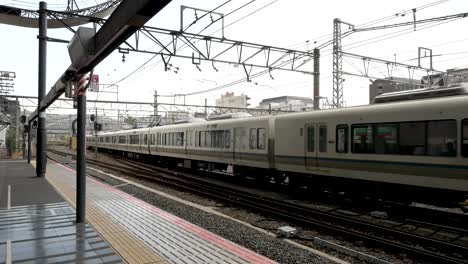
[272,95,468,203]
[89,94,468,205]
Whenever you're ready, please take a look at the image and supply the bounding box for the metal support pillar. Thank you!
[36,1,47,177]
[76,93,86,223]
[313,48,320,110]
[27,121,31,163]
[94,108,98,158]
[332,18,343,108]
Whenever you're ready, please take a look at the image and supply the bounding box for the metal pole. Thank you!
[22,123,26,159]
[154,90,158,123]
[27,121,31,163]
[313,48,320,110]
[94,108,97,158]
[15,99,19,155]
[204,98,207,118]
[76,93,86,223]
[36,1,47,177]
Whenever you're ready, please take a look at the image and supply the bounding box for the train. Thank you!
[87,93,468,206]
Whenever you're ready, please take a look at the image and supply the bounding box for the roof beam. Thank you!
[29,0,172,121]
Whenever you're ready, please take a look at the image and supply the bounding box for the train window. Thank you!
[463,119,468,157]
[319,125,327,152]
[144,135,148,145]
[257,128,266,150]
[399,122,425,155]
[212,131,222,148]
[352,125,374,153]
[151,134,155,145]
[427,120,457,157]
[336,125,348,153]
[118,136,125,144]
[130,135,139,145]
[306,125,315,152]
[195,131,199,147]
[225,130,231,148]
[249,128,257,149]
[178,132,184,146]
[206,131,212,147]
[374,124,398,154]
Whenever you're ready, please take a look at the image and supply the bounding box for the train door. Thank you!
[305,123,327,170]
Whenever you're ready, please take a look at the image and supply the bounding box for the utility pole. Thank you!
[36,1,47,177]
[332,19,353,108]
[313,48,320,110]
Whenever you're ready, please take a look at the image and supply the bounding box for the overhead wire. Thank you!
[110,0,244,86]
[116,0,455,99]
[139,0,259,78]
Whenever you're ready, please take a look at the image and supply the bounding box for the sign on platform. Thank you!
[89,74,99,92]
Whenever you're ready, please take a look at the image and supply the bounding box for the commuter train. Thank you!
[87,94,468,205]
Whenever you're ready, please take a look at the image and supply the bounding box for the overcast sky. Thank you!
[1,0,468,114]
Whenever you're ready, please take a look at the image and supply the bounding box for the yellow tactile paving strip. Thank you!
[41,162,167,264]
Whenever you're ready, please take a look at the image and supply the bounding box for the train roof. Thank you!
[92,93,468,136]
[272,93,468,120]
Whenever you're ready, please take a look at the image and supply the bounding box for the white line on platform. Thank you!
[7,185,11,210]
[5,240,12,264]
[87,166,349,264]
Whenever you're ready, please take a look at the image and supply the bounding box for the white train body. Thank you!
[88,95,468,194]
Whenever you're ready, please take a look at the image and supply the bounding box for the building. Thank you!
[369,77,422,103]
[215,92,250,108]
[446,68,468,85]
[421,68,468,87]
[257,96,313,112]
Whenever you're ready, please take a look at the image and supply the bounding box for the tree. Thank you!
[5,127,16,157]
[124,116,138,128]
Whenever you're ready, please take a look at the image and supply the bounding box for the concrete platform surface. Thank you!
[0,160,124,264]
[0,160,63,208]
[46,159,277,264]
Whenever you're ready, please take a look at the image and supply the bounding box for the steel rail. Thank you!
[47,149,468,264]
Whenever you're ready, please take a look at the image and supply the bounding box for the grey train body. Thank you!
[88,95,468,202]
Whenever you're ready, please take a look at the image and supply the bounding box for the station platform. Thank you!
[0,160,123,264]
[1,160,277,264]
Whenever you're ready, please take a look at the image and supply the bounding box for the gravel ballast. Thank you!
[117,184,336,264]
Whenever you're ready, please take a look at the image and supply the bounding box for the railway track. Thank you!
[48,149,468,264]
